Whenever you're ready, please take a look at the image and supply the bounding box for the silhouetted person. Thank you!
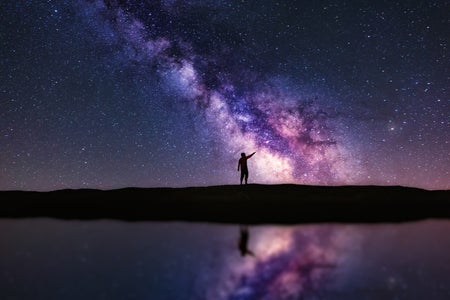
[238,226,255,257]
[238,152,256,185]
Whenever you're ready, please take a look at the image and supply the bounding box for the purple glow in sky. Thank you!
[1,0,448,190]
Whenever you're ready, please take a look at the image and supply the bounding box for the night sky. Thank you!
[1,0,448,191]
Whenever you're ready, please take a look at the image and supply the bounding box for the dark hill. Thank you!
[1,184,449,224]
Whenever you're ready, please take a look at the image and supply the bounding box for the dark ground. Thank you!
[1,184,449,224]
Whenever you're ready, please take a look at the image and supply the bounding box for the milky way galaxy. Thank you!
[1,1,448,189]
[76,0,359,186]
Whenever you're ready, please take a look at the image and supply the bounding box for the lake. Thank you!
[1,219,449,299]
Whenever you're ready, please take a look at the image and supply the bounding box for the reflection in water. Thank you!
[238,226,255,257]
[0,220,449,299]
[223,225,349,299]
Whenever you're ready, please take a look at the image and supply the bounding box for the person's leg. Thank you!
[240,171,244,185]
[245,170,249,184]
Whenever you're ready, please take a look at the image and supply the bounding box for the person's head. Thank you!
[241,153,246,157]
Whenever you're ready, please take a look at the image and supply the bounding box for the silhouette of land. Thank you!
[1,184,449,224]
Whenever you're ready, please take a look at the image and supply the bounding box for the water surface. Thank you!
[1,220,449,299]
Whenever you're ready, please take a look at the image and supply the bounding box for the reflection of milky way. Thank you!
[78,0,360,185]
[210,227,355,299]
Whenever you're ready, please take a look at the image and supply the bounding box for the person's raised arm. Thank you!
[247,152,256,159]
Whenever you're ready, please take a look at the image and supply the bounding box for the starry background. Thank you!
[1,1,450,299]
[1,0,448,191]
